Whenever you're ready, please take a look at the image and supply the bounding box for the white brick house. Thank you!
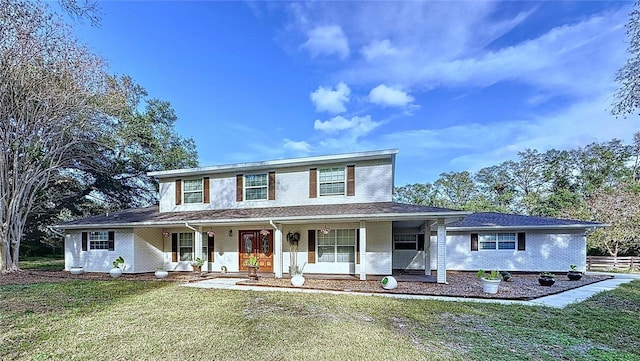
[58,149,603,282]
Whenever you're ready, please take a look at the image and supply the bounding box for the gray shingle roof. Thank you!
[58,202,468,229]
[447,212,604,230]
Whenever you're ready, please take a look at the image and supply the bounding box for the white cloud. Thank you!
[314,115,381,138]
[310,82,351,113]
[368,84,414,107]
[360,39,399,61]
[283,139,312,152]
[302,25,349,59]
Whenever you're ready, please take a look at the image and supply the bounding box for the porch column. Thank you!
[359,221,367,281]
[436,218,447,284]
[195,226,203,266]
[273,224,283,279]
[424,221,431,276]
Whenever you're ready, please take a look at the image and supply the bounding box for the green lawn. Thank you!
[1,278,639,361]
[18,256,65,271]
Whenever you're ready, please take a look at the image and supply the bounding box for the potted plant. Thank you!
[243,255,259,279]
[538,272,555,286]
[567,264,583,281]
[477,269,501,294]
[190,257,204,273]
[70,266,84,275]
[155,265,169,279]
[110,256,125,278]
[290,262,306,287]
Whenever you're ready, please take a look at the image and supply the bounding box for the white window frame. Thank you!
[316,229,356,263]
[244,173,268,201]
[479,233,516,250]
[88,231,109,250]
[393,234,419,250]
[182,179,203,204]
[179,232,194,261]
[318,167,345,196]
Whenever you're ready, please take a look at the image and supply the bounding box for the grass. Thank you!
[18,256,65,271]
[1,278,639,361]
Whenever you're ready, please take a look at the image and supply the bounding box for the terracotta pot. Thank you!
[247,265,258,279]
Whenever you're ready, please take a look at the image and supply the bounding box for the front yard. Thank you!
[1,274,638,360]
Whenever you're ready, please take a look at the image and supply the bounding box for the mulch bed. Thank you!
[0,270,611,301]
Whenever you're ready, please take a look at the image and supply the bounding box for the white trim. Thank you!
[148,149,399,178]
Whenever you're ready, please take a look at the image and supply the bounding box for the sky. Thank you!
[67,0,640,186]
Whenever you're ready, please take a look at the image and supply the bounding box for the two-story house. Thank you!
[59,149,603,282]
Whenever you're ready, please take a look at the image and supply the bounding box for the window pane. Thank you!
[336,229,355,245]
[479,241,496,250]
[318,246,335,262]
[245,187,267,200]
[183,179,202,191]
[498,233,516,241]
[179,249,193,261]
[245,174,267,187]
[336,246,354,262]
[89,231,108,241]
[319,168,345,182]
[317,230,335,245]
[319,182,345,195]
[479,234,497,241]
[184,191,203,204]
[498,242,516,250]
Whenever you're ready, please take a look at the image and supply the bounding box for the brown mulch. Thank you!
[0,270,611,301]
[239,272,612,300]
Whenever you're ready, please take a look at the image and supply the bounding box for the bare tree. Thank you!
[0,0,108,271]
[613,1,640,117]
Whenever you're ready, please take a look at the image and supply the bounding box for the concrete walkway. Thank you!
[182,273,640,309]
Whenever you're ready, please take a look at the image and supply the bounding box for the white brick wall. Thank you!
[442,230,586,272]
[64,230,135,273]
[133,228,164,273]
[158,159,394,212]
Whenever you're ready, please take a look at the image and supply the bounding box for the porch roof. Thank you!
[57,202,471,230]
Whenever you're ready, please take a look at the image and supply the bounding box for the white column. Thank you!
[359,221,367,281]
[195,227,203,269]
[436,218,447,284]
[274,225,283,278]
[424,221,431,276]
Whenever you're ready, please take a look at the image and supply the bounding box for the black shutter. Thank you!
[517,232,526,251]
[172,233,178,262]
[356,229,360,264]
[307,229,316,264]
[81,232,88,251]
[208,234,215,262]
[108,231,115,251]
[471,233,479,251]
[418,234,425,251]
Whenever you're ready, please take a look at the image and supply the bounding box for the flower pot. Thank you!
[567,271,582,281]
[291,274,305,287]
[247,265,258,280]
[481,278,501,294]
[538,276,555,286]
[155,270,168,279]
[192,265,202,273]
[70,267,84,275]
[109,268,122,278]
[381,276,398,290]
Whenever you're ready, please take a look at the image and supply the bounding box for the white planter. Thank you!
[70,267,84,275]
[109,268,123,278]
[481,278,501,294]
[155,270,168,279]
[291,274,305,287]
[381,276,398,290]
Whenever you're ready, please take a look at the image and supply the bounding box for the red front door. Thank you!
[239,230,273,272]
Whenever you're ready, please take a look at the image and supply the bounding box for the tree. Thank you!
[433,171,480,210]
[0,0,110,271]
[394,183,437,206]
[587,184,640,256]
[613,1,640,117]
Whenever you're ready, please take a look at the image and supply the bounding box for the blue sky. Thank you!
[69,1,639,186]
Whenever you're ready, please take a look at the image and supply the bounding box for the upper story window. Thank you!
[319,167,345,196]
[245,174,268,200]
[88,231,110,250]
[479,233,516,250]
[183,179,203,204]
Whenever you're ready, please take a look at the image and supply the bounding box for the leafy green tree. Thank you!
[394,183,437,206]
[433,171,480,210]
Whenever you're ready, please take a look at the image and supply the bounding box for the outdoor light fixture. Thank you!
[320,225,331,235]
[162,229,170,238]
[260,229,270,236]
[207,230,216,237]
[228,229,233,237]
